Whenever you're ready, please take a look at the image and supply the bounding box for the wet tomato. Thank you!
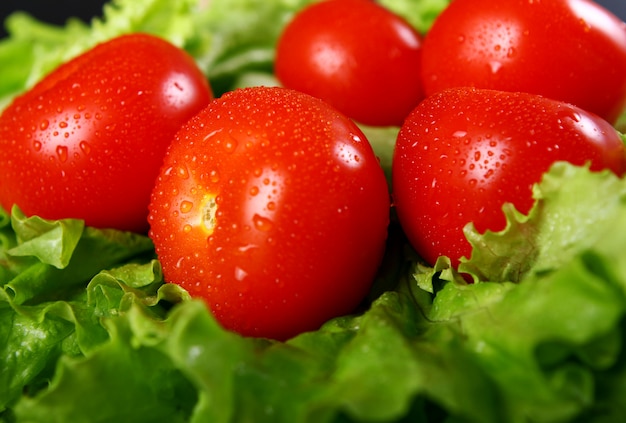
[421,0,626,124]
[148,86,390,340]
[275,0,424,127]
[392,87,626,269]
[0,33,212,232]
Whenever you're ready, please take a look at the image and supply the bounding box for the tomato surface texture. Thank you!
[148,86,390,340]
[275,0,424,127]
[421,0,626,124]
[392,88,626,270]
[0,33,212,232]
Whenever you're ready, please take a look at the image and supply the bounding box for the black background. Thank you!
[0,0,625,38]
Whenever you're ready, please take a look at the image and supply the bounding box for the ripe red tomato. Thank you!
[392,88,626,270]
[148,86,390,340]
[275,0,424,127]
[421,0,626,124]
[0,33,212,232]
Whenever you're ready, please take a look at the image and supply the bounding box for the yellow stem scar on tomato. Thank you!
[200,194,218,235]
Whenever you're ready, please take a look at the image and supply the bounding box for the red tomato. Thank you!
[421,0,626,124]
[392,88,626,269]
[275,0,424,127]
[0,33,212,232]
[148,86,390,340]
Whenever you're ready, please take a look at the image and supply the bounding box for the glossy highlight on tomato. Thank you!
[0,33,212,232]
[421,0,626,124]
[275,0,424,127]
[148,86,390,340]
[392,87,626,269]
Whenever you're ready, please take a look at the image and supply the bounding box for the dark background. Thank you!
[0,0,625,38]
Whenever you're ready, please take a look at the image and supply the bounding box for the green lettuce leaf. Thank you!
[459,162,626,283]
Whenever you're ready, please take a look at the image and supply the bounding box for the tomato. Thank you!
[275,0,424,127]
[392,87,626,270]
[0,33,212,232]
[421,0,626,124]
[148,86,390,340]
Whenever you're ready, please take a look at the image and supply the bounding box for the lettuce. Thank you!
[1,163,625,422]
[1,0,625,422]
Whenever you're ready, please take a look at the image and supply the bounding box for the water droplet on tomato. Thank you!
[253,214,273,232]
[33,141,42,152]
[249,186,259,196]
[183,224,192,233]
[489,61,502,73]
[177,165,189,179]
[79,141,91,155]
[56,145,68,162]
[234,267,248,281]
[39,120,49,131]
[59,121,68,129]
[180,201,193,213]
[474,151,481,161]
[223,137,238,153]
[209,170,220,183]
[267,201,276,211]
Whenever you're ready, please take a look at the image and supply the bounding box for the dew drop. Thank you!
[253,214,274,232]
[249,186,259,196]
[56,145,68,162]
[267,201,276,211]
[79,141,91,155]
[177,165,190,179]
[183,224,192,233]
[223,137,238,153]
[234,267,248,282]
[59,121,68,129]
[39,120,49,131]
[180,201,193,213]
[33,141,42,152]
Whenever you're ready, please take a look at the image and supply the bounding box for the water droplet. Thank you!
[223,137,238,153]
[183,224,192,233]
[79,141,91,155]
[249,186,259,196]
[267,201,276,211]
[209,170,220,183]
[234,267,248,281]
[489,60,502,73]
[56,145,68,162]
[177,165,189,179]
[59,121,68,129]
[253,214,273,232]
[39,120,49,130]
[180,201,193,213]
[33,141,42,152]
[474,151,481,161]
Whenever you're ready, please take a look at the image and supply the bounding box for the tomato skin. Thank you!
[275,0,424,127]
[148,86,390,340]
[0,33,212,232]
[392,88,626,269]
[421,0,626,124]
